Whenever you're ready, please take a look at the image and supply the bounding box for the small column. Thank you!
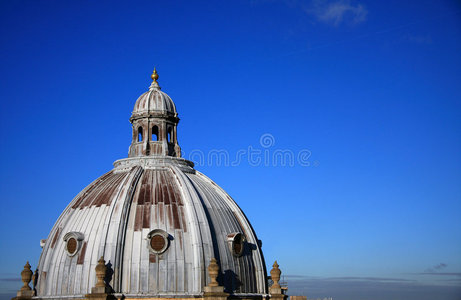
[269,261,287,300]
[203,258,229,300]
[12,262,34,300]
[85,257,112,300]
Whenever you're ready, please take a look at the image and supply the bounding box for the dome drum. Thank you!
[130,112,179,123]
[129,116,180,158]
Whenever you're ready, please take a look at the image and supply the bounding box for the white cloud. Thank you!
[307,0,368,26]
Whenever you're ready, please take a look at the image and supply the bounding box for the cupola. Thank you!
[129,69,181,157]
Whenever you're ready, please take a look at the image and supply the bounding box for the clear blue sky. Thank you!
[0,1,460,300]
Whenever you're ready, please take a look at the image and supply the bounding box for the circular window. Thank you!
[147,229,169,254]
[66,238,78,254]
[150,234,166,252]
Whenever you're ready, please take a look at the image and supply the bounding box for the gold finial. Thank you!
[151,68,159,82]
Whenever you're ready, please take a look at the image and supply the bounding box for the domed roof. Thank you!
[34,70,268,299]
[132,69,177,118]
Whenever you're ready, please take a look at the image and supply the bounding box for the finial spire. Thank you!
[149,68,161,90]
[151,68,159,83]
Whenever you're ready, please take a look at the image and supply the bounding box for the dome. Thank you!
[33,70,268,299]
[132,69,177,118]
[132,87,177,116]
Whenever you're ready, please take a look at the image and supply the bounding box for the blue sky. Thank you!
[0,1,460,299]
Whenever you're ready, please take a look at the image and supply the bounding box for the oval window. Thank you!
[63,232,84,257]
[66,237,78,255]
[227,232,246,257]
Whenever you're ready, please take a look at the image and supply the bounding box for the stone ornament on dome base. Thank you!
[203,258,229,300]
[12,262,34,300]
[85,257,115,300]
[269,261,287,300]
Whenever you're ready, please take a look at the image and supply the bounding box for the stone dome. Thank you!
[34,70,268,299]
[132,69,177,118]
